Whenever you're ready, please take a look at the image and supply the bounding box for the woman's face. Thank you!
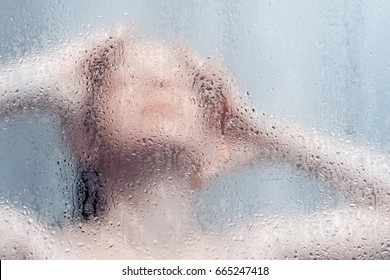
[80,39,238,189]
[105,42,201,149]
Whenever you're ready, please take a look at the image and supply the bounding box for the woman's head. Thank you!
[64,30,260,194]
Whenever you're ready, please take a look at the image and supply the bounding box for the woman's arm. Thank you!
[0,50,82,119]
[251,115,390,207]
[0,30,125,120]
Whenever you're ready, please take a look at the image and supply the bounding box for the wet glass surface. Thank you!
[1,0,390,259]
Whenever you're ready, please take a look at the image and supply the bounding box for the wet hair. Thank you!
[68,35,258,220]
[71,37,125,221]
[73,166,105,220]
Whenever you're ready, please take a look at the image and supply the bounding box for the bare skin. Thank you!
[1,28,390,259]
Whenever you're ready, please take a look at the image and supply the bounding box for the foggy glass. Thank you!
[1,0,390,259]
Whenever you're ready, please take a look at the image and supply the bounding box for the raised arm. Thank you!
[177,50,390,204]
[0,30,125,121]
[0,49,81,119]
[247,114,390,207]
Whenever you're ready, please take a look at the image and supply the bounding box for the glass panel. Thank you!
[1,0,390,259]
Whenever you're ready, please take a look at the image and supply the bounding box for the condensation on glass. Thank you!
[1,1,390,259]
